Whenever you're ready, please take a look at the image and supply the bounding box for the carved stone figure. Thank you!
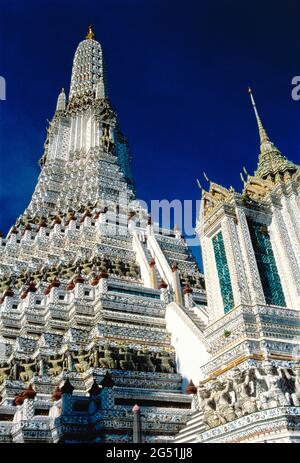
[231,368,258,416]
[9,359,20,380]
[254,362,290,409]
[71,348,91,373]
[98,344,117,369]
[154,352,175,373]
[197,384,224,428]
[119,347,135,370]
[136,349,155,372]
[210,379,236,422]
[19,358,37,382]
[282,366,300,406]
[89,346,100,368]
[0,362,10,384]
[63,350,74,372]
[47,354,65,376]
[127,261,140,279]
[112,258,124,277]
[100,125,113,152]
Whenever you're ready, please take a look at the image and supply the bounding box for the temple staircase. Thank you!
[141,238,162,286]
[181,305,207,332]
[174,410,205,443]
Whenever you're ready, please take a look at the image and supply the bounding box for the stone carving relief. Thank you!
[0,345,176,385]
[197,363,300,430]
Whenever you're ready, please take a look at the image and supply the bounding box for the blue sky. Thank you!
[0,0,299,268]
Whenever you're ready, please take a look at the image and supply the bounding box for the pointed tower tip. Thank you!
[248,87,270,145]
[247,88,297,180]
[56,87,66,111]
[86,25,95,40]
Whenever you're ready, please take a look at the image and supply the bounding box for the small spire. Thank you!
[88,379,102,397]
[101,371,115,388]
[186,379,197,395]
[56,88,66,111]
[240,172,246,186]
[196,178,204,192]
[86,25,95,40]
[243,166,249,176]
[203,172,210,183]
[248,87,269,145]
[248,87,298,181]
[61,378,74,395]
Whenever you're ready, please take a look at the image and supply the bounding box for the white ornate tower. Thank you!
[175,89,300,444]
[24,26,134,221]
[0,27,207,444]
[198,88,300,322]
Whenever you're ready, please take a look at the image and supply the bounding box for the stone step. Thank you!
[141,241,162,283]
[174,411,206,443]
[184,310,206,331]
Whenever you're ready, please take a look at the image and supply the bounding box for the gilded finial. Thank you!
[86,25,95,40]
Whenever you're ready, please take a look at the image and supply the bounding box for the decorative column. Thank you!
[149,259,158,289]
[159,280,169,303]
[49,387,62,420]
[235,207,265,305]
[172,262,183,306]
[98,271,108,294]
[132,404,142,443]
[22,224,32,243]
[200,236,224,322]
[66,214,77,234]
[73,272,85,299]
[183,284,193,308]
[146,215,153,236]
[221,214,251,306]
[270,203,300,308]
[8,227,18,245]
[281,192,300,269]
[37,220,47,241]
[81,211,92,228]
[185,380,198,411]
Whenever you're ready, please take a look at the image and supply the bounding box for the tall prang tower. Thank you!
[0,27,208,443]
[26,25,135,219]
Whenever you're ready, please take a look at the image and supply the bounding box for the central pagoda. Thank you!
[0,27,207,443]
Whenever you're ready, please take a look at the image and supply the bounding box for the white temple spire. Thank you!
[69,26,105,99]
[56,88,66,111]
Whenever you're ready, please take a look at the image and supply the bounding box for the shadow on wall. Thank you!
[176,356,190,392]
